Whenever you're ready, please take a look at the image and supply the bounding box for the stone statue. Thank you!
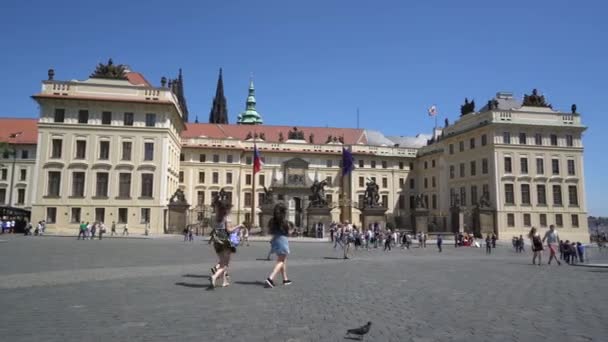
[260,132,266,140]
[460,98,475,116]
[90,58,127,80]
[415,193,426,209]
[309,133,314,144]
[363,178,380,208]
[478,192,491,208]
[444,118,449,127]
[571,104,577,114]
[288,127,305,140]
[278,132,284,142]
[262,185,275,205]
[245,131,253,140]
[169,188,188,205]
[213,188,230,207]
[309,179,328,208]
[338,136,344,144]
[522,89,552,108]
[326,135,333,143]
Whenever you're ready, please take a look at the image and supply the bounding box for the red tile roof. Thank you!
[183,123,367,145]
[0,118,38,144]
[125,72,151,87]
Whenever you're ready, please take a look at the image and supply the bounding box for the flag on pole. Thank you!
[342,147,354,176]
[428,105,437,117]
[253,144,264,174]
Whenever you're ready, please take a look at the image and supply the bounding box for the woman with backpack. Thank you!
[528,227,544,266]
[209,198,240,288]
[265,203,293,288]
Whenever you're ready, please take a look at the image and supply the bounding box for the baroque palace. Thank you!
[0,60,589,241]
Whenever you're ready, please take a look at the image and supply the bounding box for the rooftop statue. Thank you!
[363,178,381,208]
[522,89,552,108]
[278,132,285,142]
[571,104,577,114]
[169,188,188,205]
[288,127,305,140]
[460,98,475,116]
[90,58,127,80]
[309,179,328,208]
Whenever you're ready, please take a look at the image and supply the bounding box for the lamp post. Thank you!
[7,132,22,207]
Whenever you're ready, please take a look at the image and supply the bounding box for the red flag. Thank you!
[253,144,263,174]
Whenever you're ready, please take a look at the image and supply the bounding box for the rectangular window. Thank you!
[432,194,437,209]
[51,139,62,158]
[503,132,511,144]
[75,140,86,159]
[122,141,132,161]
[568,185,578,206]
[459,141,464,152]
[382,195,388,208]
[521,184,531,204]
[16,188,25,204]
[21,150,29,159]
[118,208,128,224]
[259,193,265,206]
[226,172,233,184]
[471,185,478,206]
[423,178,428,188]
[432,176,436,188]
[450,189,455,207]
[141,174,154,197]
[566,135,573,147]
[246,174,252,185]
[72,172,85,197]
[520,157,528,174]
[244,192,252,207]
[523,213,531,227]
[47,171,61,196]
[507,213,515,227]
[470,161,476,176]
[424,161,428,169]
[123,112,134,126]
[449,144,454,154]
[145,113,156,127]
[450,165,455,179]
[78,110,88,124]
[46,207,57,223]
[432,160,436,168]
[550,134,558,146]
[212,172,219,184]
[504,157,512,173]
[199,154,206,162]
[179,171,184,183]
[2,151,8,159]
[118,173,131,198]
[505,184,514,204]
[535,133,542,145]
[96,172,109,197]
[482,158,488,174]
[460,163,465,178]
[399,161,404,169]
[180,153,185,161]
[540,214,547,227]
[141,208,151,223]
[398,195,405,209]
[382,160,387,169]
[553,185,562,205]
[537,185,546,205]
[99,141,110,160]
[0,169,6,180]
[359,177,365,187]
[359,160,365,168]
[552,159,559,175]
[95,208,105,223]
[519,132,527,145]
[556,214,563,227]
[197,191,205,205]
[102,111,112,125]
[398,178,404,187]
[54,108,65,123]
[410,178,415,189]
[71,208,81,223]
[20,169,26,181]
[483,184,489,200]
[371,160,376,168]
[409,162,414,170]
[536,158,544,174]
[227,155,234,164]
[144,142,154,161]
[460,187,467,206]
[470,138,475,149]
[571,214,579,228]
[481,134,487,146]
[567,160,575,176]
[198,172,205,184]
[214,155,220,163]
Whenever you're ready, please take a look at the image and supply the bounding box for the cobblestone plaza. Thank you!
[1,236,606,341]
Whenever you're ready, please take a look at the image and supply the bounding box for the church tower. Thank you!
[237,77,263,125]
[208,68,229,124]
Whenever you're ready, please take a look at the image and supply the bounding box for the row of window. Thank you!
[357,160,404,169]
[423,159,436,169]
[450,185,490,207]
[46,171,154,198]
[0,168,27,182]
[45,207,151,225]
[0,188,27,205]
[504,184,578,206]
[50,139,155,162]
[503,132,574,147]
[449,134,489,154]
[450,159,490,178]
[54,109,157,127]
[506,213,579,228]
[1,149,29,159]
[359,176,390,189]
[178,171,268,186]
[504,156,575,176]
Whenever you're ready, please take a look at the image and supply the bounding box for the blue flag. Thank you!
[342,147,354,176]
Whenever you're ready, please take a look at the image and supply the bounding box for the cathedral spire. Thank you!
[208,68,229,124]
[237,76,263,125]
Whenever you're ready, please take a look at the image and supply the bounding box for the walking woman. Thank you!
[528,227,544,266]
[265,203,293,288]
[209,196,239,288]
[343,222,354,259]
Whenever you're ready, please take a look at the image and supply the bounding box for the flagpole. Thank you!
[251,144,256,229]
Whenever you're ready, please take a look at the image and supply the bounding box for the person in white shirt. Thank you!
[542,225,561,265]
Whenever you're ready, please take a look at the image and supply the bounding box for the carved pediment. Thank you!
[283,157,309,169]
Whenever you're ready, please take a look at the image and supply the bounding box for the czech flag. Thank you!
[253,144,263,174]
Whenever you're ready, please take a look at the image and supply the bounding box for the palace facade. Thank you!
[0,62,589,241]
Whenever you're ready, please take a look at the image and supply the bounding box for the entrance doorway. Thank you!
[293,197,302,227]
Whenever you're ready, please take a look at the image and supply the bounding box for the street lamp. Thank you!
[7,132,22,207]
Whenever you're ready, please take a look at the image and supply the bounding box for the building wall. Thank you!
[0,144,37,209]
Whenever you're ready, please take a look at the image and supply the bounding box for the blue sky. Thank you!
[1,0,607,214]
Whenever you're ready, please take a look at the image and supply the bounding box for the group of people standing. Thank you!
[77,221,127,240]
[528,225,585,266]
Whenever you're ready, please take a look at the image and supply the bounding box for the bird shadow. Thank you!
[182,274,208,278]
[234,280,266,287]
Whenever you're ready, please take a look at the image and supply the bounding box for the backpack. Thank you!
[229,229,241,247]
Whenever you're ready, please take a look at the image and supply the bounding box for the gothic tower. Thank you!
[237,77,263,125]
[208,68,229,124]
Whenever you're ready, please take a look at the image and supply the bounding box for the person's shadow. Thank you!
[234,280,266,287]
[182,274,207,278]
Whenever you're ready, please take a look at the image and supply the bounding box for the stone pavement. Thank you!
[0,236,607,341]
